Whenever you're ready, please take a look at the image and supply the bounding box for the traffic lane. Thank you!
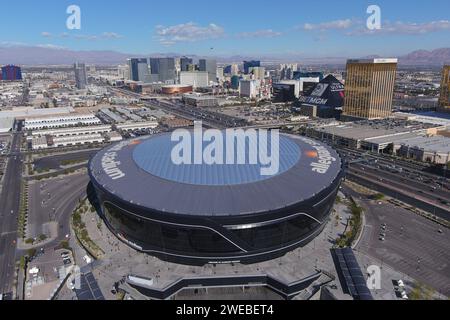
[359,201,450,296]
[347,172,450,221]
[340,147,449,184]
[353,163,450,201]
[340,147,434,172]
[50,177,89,247]
[349,167,449,208]
[0,233,17,293]
[0,132,22,293]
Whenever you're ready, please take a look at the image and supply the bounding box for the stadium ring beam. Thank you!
[88,131,344,265]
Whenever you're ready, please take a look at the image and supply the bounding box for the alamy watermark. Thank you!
[66,5,81,30]
[367,5,382,30]
[67,265,81,290]
[171,121,280,176]
[367,265,382,290]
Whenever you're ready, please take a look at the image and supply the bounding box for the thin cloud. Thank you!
[156,22,225,45]
[102,32,123,39]
[237,29,283,38]
[37,44,66,49]
[0,41,28,47]
[303,19,354,31]
[40,31,124,41]
[348,20,450,36]
[74,32,124,40]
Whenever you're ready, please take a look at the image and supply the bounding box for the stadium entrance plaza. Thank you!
[62,191,408,300]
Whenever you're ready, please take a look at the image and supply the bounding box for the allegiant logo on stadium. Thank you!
[300,137,337,174]
[101,140,130,180]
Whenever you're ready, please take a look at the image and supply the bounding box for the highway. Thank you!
[339,147,450,220]
[0,129,23,295]
[350,164,450,204]
[340,147,450,182]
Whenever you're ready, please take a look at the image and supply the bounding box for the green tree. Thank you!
[27,248,37,258]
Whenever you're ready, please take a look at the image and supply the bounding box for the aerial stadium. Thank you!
[88,130,344,265]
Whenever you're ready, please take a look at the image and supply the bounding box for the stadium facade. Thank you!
[89,131,344,265]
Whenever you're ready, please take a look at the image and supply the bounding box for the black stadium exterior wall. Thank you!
[89,168,344,266]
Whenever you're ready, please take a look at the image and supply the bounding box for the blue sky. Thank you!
[1,0,449,57]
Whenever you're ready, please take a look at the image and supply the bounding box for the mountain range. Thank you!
[0,45,449,66]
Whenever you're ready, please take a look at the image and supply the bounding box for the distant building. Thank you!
[342,59,397,120]
[278,80,301,98]
[243,60,260,74]
[292,72,322,93]
[161,84,193,95]
[249,67,265,80]
[149,57,176,83]
[280,64,298,80]
[230,64,239,76]
[74,62,87,89]
[180,57,193,72]
[117,64,129,80]
[115,121,159,132]
[199,59,217,84]
[223,65,232,74]
[239,80,259,99]
[1,65,22,81]
[438,65,450,113]
[137,60,151,83]
[180,71,209,88]
[184,64,197,72]
[302,81,320,95]
[216,67,224,82]
[272,83,296,103]
[230,75,240,90]
[127,58,148,82]
[293,71,324,81]
[183,93,219,107]
[24,113,101,130]
[296,75,345,119]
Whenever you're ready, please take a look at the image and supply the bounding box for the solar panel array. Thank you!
[332,248,373,300]
[75,272,105,300]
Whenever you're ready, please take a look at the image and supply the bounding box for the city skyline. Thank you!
[1,0,449,58]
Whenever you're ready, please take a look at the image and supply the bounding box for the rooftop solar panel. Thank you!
[331,248,374,300]
[75,273,105,301]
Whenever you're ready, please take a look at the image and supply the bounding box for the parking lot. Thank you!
[120,127,161,139]
[26,173,89,241]
[356,200,450,297]
[25,248,74,300]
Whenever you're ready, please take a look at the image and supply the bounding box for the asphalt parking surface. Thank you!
[27,173,89,241]
[33,149,98,171]
[356,199,450,296]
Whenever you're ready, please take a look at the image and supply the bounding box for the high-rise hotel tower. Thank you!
[343,59,397,120]
[438,65,450,113]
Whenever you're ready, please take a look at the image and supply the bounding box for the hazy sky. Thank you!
[1,0,449,56]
